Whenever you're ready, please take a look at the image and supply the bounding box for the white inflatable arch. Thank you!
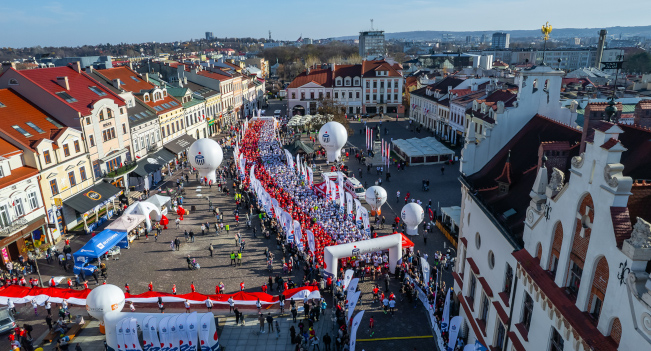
[123,201,161,231]
[324,234,402,277]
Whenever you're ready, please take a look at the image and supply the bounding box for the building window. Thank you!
[504,264,513,295]
[122,124,127,134]
[394,94,398,101]
[68,171,76,187]
[488,250,495,269]
[522,292,534,331]
[335,92,339,99]
[366,95,369,101]
[107,109,114,118]
[0,204,10,227]
[590,296,603,320]
[366,81,370,88]
[495,321,506,349]
[567,261,582,297]
[301,92,305,100]
[550,328,564,351]
[86,117,91,125]
[475,232,481,249]
[480,293,490,322]
[161,128,166,138]
[63,144,70,157]
[373,94,377,101]
[13,198,24,217]
[356,92,360,99]
[50,179,59,195]
[80,167,87,181]
[380,81,384,88]
[166,125,170,136]
[43,150,52,164]
[0,166,4,178]
[28,192,38,210]
[99,110,105,121]
[73,140,80,153]
[310,92,315,99]
[349,92,353,99]
[469,274,477,300]
[292,93,296,99]
[89,135,95,147]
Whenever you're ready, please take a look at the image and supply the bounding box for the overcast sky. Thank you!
[0,0,647,47]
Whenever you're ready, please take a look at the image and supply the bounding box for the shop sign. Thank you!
[85,190,102,201]
[1,248,9,264]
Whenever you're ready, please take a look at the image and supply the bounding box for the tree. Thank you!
[316,97,352,135]
[623,52,651,74]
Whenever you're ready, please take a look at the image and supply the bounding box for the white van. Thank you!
[321,172,366,200]
[274,110,282,118]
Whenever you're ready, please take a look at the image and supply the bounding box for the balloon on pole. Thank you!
[401,203,424,235]
[365,186,387,216]
[319,122,347,163]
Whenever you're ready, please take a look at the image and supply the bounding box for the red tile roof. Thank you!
[600,138,620,150]
[197,70,234,82]
[13,66,125,115]
[0,137,21,158]
[610,207,632,248]
[361,60,402,78]
[450,89,472,97]
[97,66,155,92]
[0,88,63,150]
[513,249,619,351]
[287,68,333,89]
[334,65,361,78]
[0,165,38,189]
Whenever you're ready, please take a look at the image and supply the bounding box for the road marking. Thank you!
[356,335,433,341]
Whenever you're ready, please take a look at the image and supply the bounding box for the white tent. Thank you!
[105,214,147,232]
[392,137,455,165]
[123,202,161,231]
[143,194,171,217]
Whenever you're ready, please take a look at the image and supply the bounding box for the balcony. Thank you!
[103,161,138,179]
[0,217,29,237]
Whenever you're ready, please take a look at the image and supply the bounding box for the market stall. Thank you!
[122,202,161,231]
[392,137,455,165]
[143,194,171,218]
[62,182,122,233]
[105,214,147,243]
[72,229,129,274]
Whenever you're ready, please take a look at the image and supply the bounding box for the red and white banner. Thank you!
[0,285,320,306]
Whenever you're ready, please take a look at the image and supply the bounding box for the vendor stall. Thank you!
[392,137,455,165]
[62,182,122,233]
[72,229,129,275]
[122,202,161,231]
[143,194,171,217]
[440,206,461,233]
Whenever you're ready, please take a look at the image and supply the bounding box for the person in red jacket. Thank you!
[190,282,196,293]
[240,281,245,291]
[261,284,267,293]
[172,284,177,295]
[148,281,153,291]
[215,284,221,294]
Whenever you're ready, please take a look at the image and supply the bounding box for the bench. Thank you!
[43,323,83,343]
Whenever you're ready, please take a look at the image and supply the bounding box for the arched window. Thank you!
[143,93,150,102]
[565,193,594,299]
[544,79,550,92]
[99,110,105,121]
[588,256,609,322]
[336,77,342,86]
[8,78,18,85]
[344,77,351,86]
[609,318,622,346]
[548,221,563,277]
[354,77,360,86]
[532,79,538,93]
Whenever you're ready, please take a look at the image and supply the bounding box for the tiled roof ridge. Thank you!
[633,180,651,186]
[534,114,581,131]
[8,67,75,110]
[81,69,127,104]
[623,123,651,132]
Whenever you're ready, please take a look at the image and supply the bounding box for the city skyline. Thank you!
[0,0,648,48]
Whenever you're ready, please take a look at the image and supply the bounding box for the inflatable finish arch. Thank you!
[323,234,402,277]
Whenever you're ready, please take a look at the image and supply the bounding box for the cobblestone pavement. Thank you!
[4,116,461,351]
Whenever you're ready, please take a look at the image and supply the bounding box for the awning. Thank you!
[73,229,128,260]
[401,233,414,248]
[63,182,122,215]
[143,194,171,209]
[105,214,147,232]
[131,149,175,177]
[164,134,196,155]
[441,206,462,228]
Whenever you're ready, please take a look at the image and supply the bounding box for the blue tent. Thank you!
[73,229,129,261]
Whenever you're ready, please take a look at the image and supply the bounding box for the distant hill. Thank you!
[336,25,651,41]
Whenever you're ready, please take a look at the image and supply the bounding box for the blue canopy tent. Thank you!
[73,229,130,275]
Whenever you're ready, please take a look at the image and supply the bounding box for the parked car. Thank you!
[0,308,16,334]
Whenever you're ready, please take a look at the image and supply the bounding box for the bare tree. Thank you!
[316,97,353,135]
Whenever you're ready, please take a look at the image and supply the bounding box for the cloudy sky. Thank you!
[0,0,647,47]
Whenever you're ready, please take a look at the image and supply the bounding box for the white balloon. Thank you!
[401,203,424,236]
[365,186,387,212]
[318,122,347,163]
[188,138,223,183]
[85,284,126,320]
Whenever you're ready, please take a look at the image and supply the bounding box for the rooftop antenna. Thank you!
[370,19,374,31]
[269,30,272,40]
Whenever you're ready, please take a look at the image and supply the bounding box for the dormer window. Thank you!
[354,77,360,86]
[8,79,18,85]
[144,94,150,102]
[336,78,342,86]
[345,77,351,86]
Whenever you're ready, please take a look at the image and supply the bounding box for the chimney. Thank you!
[307,67,311,75]
[87,66,93,74]
[112,78,121,89]
[144,73,149,82]
[1,62,17,71]
[56,76,70,90]
[183,76,188,85]
[471,82,478,91]
[69,61,81,73]
[595,29,608,69]
[332,63,336,72]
